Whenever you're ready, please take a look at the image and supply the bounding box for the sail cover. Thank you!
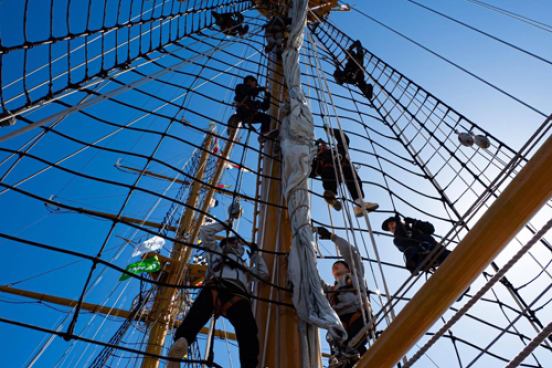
[280,0,346,366]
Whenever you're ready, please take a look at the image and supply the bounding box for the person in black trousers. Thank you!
[334,40,373,100]
[234,75,278,143]
[310,128,379,217]
[211,11,249,36]
[167,211,269,368]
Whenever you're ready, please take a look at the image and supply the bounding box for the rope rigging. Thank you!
[1,2,552,368]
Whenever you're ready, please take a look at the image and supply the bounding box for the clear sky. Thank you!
[1,1,552,368]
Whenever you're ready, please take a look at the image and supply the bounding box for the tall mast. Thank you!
[254,54,304,367]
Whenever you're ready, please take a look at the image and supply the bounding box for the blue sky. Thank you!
[1,0,552,367]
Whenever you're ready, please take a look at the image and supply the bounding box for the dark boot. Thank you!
[239,25,249,36]
[334,69,345,85]
[362,83,373,100]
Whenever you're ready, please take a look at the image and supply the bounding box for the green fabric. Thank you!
[119,255,160,281]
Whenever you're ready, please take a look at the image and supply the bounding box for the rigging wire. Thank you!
[401,0,552,67]
[342,4,548,117]
[461,0,552,34]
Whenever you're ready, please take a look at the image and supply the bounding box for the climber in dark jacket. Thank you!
[234,75,278,143]
[382,215,451,275]
[212,11,249,36]
[334,40,373,100]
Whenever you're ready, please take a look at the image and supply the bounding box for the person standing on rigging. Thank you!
[211,11,249,36]
[310,128,379,217]
[264,11,292,54]
[381,214,451,275]
[234,75,278,143]
[334,40,374,100]
[316,226,375,368]
[167,204,269,368]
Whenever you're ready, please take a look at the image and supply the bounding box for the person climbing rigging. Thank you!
[234,75,278,143]
[310,128,379,217]
[167,203,269,368]
[334,40,374,100]
[264,12,292,54]
[316,226,375,368]
[381,214,451,275]
[211,11,249,36]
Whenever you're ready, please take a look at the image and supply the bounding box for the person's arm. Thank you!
[200,220,231,253]
[308,157,319,178]
[249,252,269,281]
[320,277,332,293]
[261,92,271,111]
[406,218,435,234]
[332,128,350,150]
[331,233,365,281]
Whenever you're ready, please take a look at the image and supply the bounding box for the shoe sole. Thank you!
[323,191,342,211]
[167,339,188,368]
[354,203,379,217]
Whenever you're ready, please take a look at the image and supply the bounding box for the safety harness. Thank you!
[328,275,369,330]
[206,255,250,318]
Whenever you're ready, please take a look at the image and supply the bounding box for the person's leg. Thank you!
[334,68,345,85]
[174,287,214,343]
[342,166,378,216]
[356,75,373,99]
[225,300,259,368]
[251,113,278,142]
[320,166,339,196]
[170,287,214,368]
[436,247,452,266]
[320,166,342,211]
[404,248,421,274]
[251,113,272,134]
[347,316,368,355]
[342,165,362,201]
[265,32,276,52]
[238,24,249,35]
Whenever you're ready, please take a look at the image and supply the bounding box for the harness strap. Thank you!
[340,304,369,331]
[219,295,246,316]
[208,281,249,318]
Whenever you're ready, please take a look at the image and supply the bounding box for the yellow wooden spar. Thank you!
[142,124,238,368]
[140,132,215,368]
[357,130,552,367]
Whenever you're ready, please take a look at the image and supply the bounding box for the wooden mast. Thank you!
[253,53,303,367]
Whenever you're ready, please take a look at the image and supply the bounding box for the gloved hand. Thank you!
[247,242,259,257]
[228,201,243,220]
[404,217,416,225]
[317,227,332,240]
